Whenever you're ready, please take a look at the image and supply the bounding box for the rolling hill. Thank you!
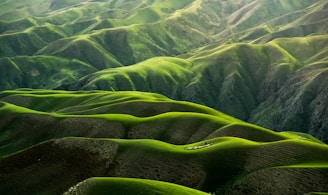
[1,0,328,194]
[64,177,210,195]
[1,133,328,194]
[0,89,327,194]
[60,34,328,141]
[1,0,327,140]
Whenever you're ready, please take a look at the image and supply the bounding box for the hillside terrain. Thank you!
[61,35,328,142]
[1,0,327,140]
[1,0,328,194]
[0,89,328,195]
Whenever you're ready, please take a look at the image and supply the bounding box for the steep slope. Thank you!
[213,0,327,43]
[2,2,327,141]
[0,0,209,63]
[187,35,328,124]
[0,24,65,56]
[1,0,326,86]
[60,34,328,141]
[0,56,97,90]
[34,0,212,65]
[0,0,211,90]
[249,60,328,142]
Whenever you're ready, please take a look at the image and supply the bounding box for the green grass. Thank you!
[270,35,328,63]
[64,177,210,195]
[109,0,194,27]
[36,35,123,69]
[0,89,239,156]
[2,28,325,141]
[62,57,194,96]
[0,0,210,65]
[59,33,327,123]
[1,89,322,158]
[0,89,325,159]
[0,0,53,22]
[1,136,328,194]
[1,1,328,194]
[0,89,222,116]
[0,56,97,90]
[0,24,64,56]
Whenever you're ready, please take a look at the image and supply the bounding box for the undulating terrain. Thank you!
[1,0,328,194]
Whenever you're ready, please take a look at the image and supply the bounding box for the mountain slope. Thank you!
[61,57,194,97]
[0,90,326,194]
[1,0,326,69]
[0,56,97,90]
[59,34,328,141]
[1,1,327,140]
[1,89,301,157]
[0,136,327,194]
[1,1,328,194]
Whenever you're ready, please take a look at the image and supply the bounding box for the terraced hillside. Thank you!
[0,89,328,194]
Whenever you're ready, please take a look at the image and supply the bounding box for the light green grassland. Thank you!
[109,136,328,162]
[109,0,194,27]
[0,88,225,116]
[0,89,323,158]
[64,177,210,195]
[0,89,327,194]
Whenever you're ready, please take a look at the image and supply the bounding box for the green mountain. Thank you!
[61,34,328,141]
[1,0,328,194]
[1,0,327,140]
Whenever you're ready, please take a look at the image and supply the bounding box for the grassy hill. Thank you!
[0,89,277,157]
[0,56,97,90]
[61,57,194,97]
[0,89,326,194]
[64,177,210,195]
[1,1,327,139]
[1,0,328,194]
[2,0,326,68]
[0,136,327,194]
[59,34,328,141]
[0,0,328,141]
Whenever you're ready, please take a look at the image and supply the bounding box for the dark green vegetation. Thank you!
[1,0,328,194]
[1,0,328,140]
[62,35,328,143]
[0,90,328,194]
